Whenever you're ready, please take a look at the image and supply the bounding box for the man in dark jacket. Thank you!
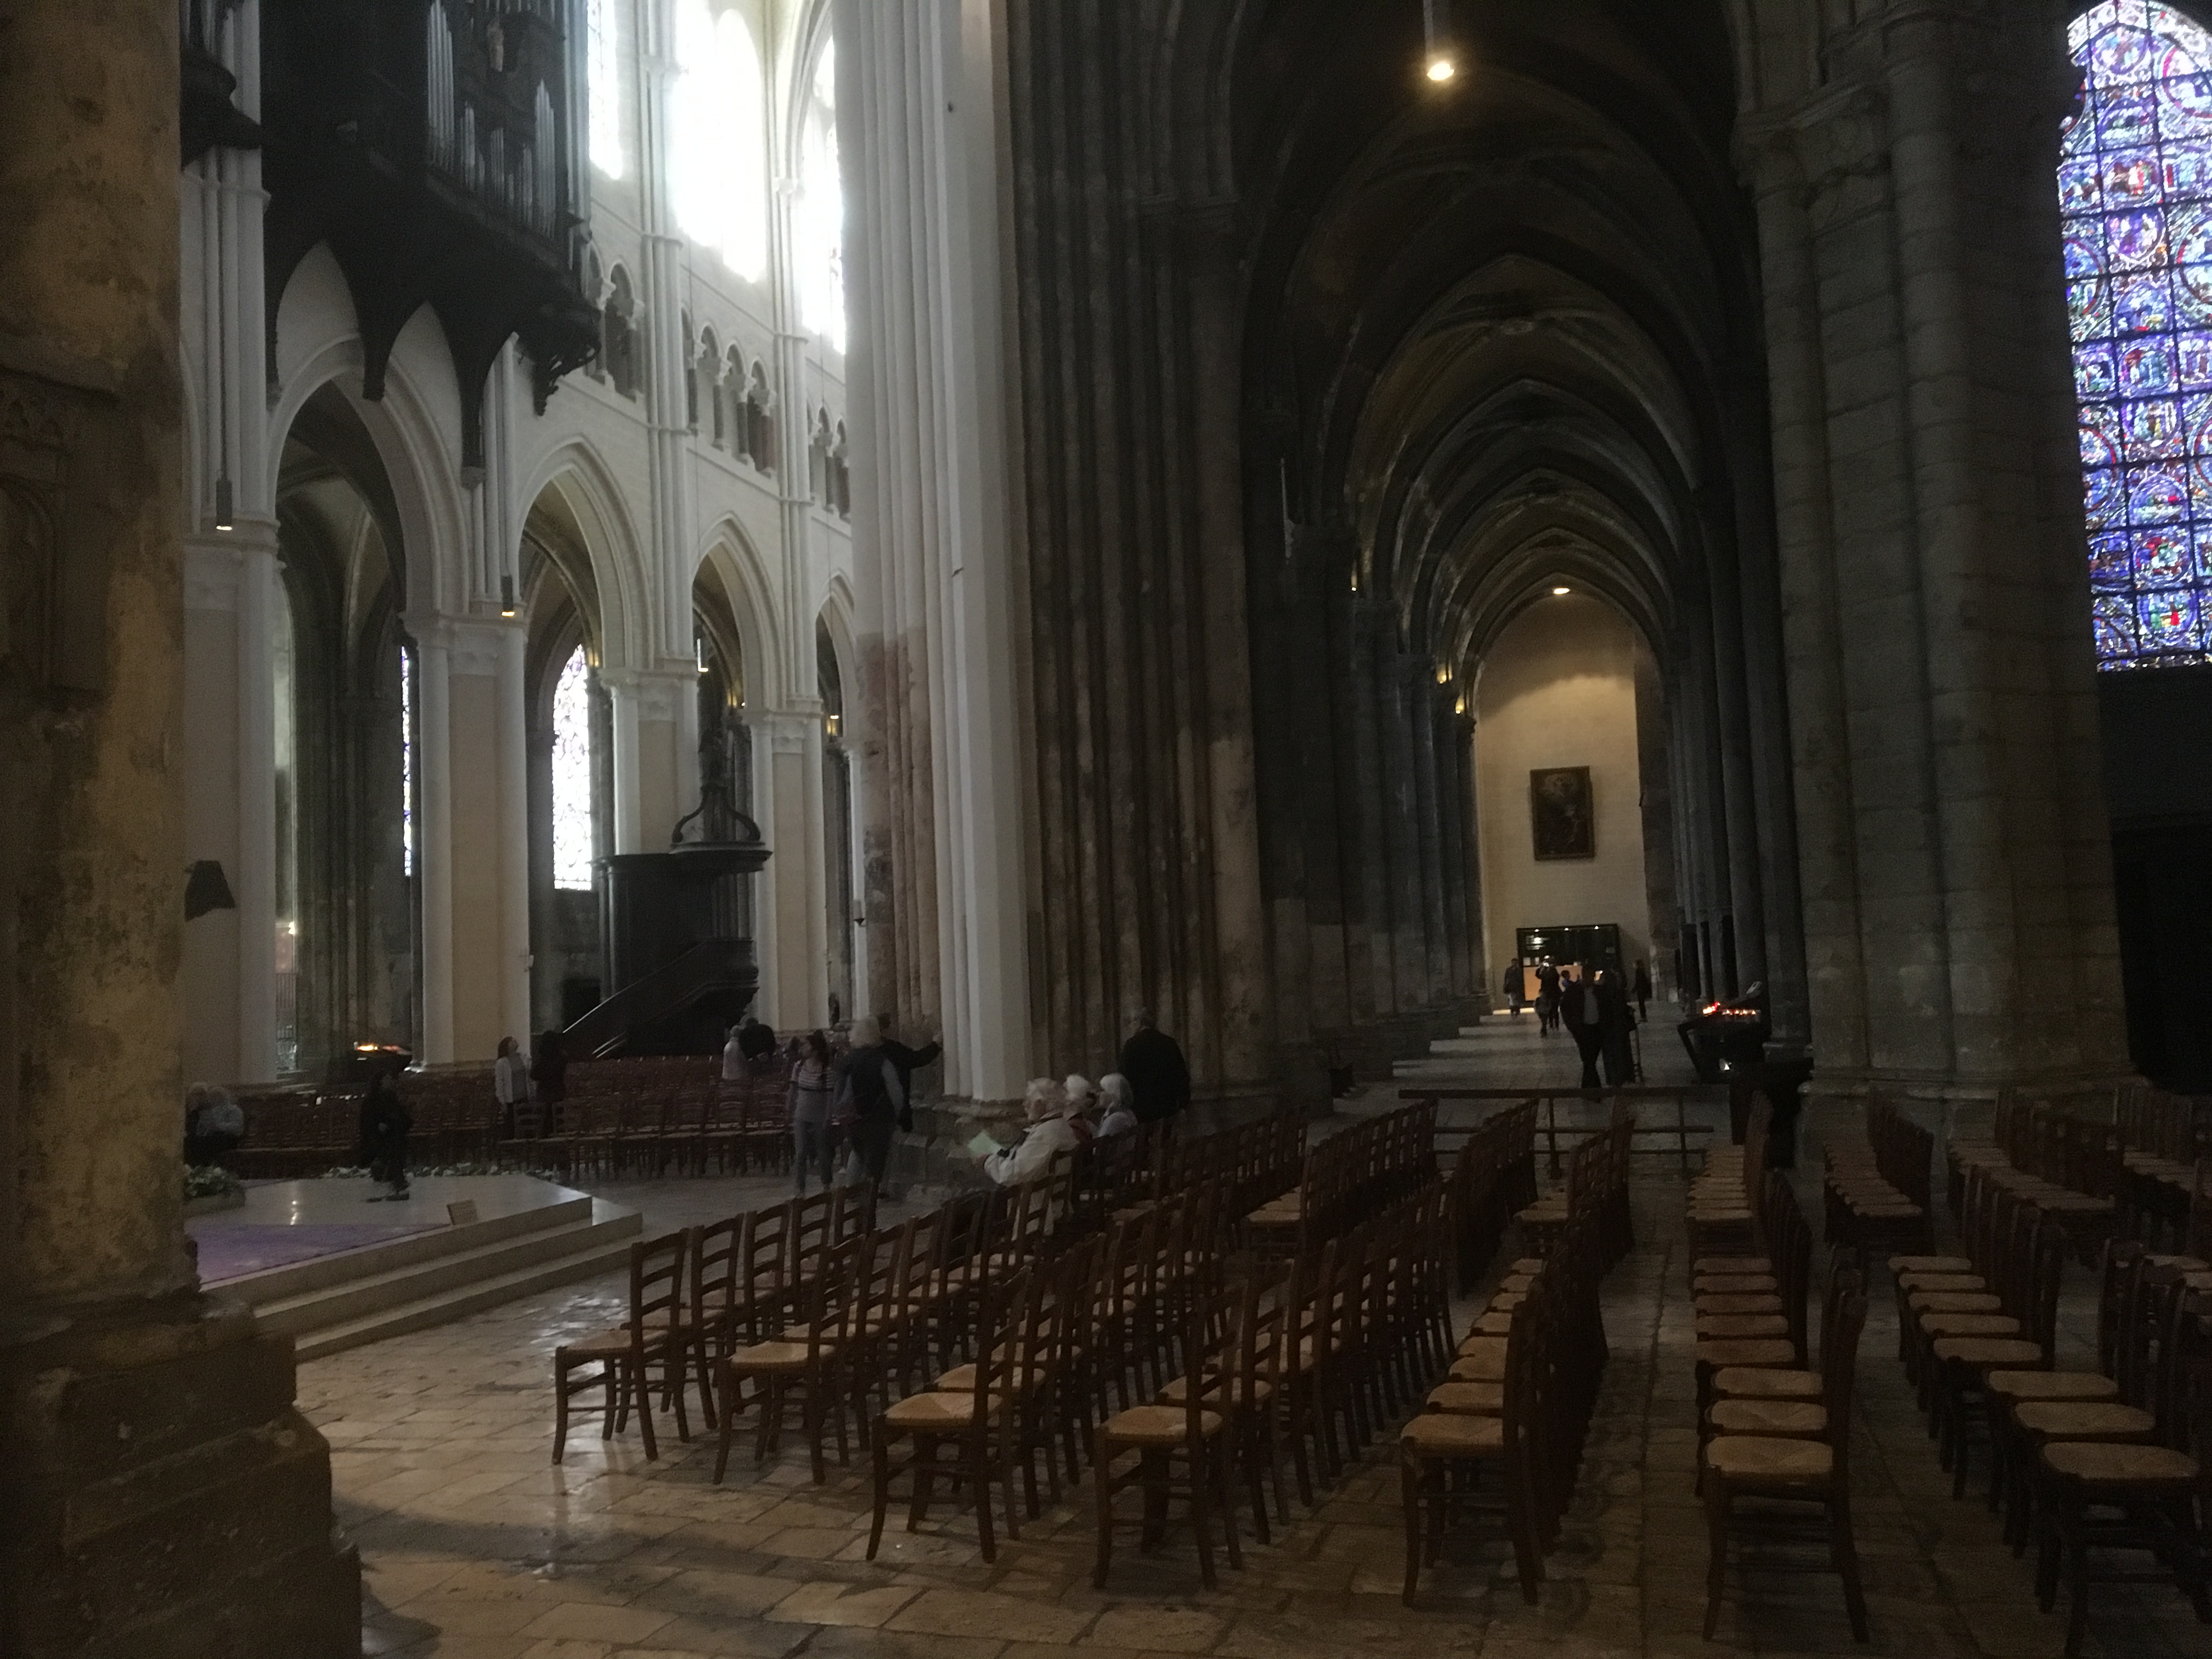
[836,1017,907,1190]
[876,1013,941,1133]
[1595,968,1639,1086]
[1117,1009,1190,1125]
[737,1014,777,1063]
[1556,964,1606,1088]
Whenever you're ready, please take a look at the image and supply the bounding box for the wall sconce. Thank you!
[1551,584,1571,596]
[696,637,709,675]
[825,713,842,738]
[213,476,235,533]
[499,574,517,618]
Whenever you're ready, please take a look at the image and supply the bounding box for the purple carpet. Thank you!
[190,1222,439,1284]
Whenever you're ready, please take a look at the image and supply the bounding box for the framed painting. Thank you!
[1530,766,1595,860]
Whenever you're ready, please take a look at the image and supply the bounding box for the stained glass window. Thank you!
[797,39,845,351]
[589,0,624,178]
[552,646,595,890]
[2065,2,2212,668]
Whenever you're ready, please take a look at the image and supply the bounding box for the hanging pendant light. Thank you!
[1422,0,1457,83]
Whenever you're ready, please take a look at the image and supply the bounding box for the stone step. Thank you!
[215,1191,597,1310]
[259,1199,642,1358]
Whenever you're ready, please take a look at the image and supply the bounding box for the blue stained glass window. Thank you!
[2067,1,2212,667]
[552,646,595,890]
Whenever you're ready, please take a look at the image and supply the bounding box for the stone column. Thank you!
[0,0,355,1648]
[1409,667,1448,1008]
[180,0,276,1084]
[411,620,455,1060]
[842,0,1033,1103]
[749,709,828,1032]
[1748,5,2130,1102]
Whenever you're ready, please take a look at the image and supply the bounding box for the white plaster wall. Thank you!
[177,0,857,1069]
[1475,593,1655,978]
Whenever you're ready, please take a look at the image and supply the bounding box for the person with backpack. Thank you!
[834,1016,906,1188]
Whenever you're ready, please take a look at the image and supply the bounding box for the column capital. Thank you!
[407,612,524,676]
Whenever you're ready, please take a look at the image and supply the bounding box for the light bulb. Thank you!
[1426,56,1455,82]
[1552,585,1571,596]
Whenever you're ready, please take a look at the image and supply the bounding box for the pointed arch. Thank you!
[696,515,787,707]
[514,435,650,673]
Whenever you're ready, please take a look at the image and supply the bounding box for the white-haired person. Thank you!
[1094,1073,1139,1138]
[1063,1073,1098,1143]
[983,1076,1081,1186]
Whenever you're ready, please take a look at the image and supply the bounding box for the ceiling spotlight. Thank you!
[1426,55,1455,82]
[1552,585,1571,596]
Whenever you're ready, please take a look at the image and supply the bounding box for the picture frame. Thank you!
[1530,765,1595,861]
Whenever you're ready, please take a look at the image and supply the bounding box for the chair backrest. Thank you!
[1820,1278,1870,1481]
[744,1199,791,1302]
[691,1214,743,1330]
[2163,1287,2212,1457]
[629,1229,689,1337]
[800,1233,867,1353]
[2024,1217,2070,1353]
[791,1189,834,1278]
[969,1263,1032,1403]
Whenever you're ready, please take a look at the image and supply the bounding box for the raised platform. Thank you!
[188,1175,641,1361]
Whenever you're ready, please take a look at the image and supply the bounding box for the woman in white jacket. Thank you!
[984,1077,1081,1186]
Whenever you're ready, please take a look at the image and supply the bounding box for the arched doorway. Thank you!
[272,382,417,1075]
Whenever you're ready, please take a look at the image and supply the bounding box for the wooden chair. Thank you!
[713,1231,863,1484]
[1401,1278,1548,1606]
[552,1229,702,1463]
[2030,1286,2212,1655]
[867,1263,1030,1563]
[1929,1216,2069,1498]
[1093,1279,1244,1589]
[1162,1265,1293,1544]
[1700,1278,1870,1642]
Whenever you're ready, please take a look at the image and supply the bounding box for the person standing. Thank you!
[1596,968,1639,1086]
[738,1013,777,1064]
[529,1030,568,1132]
[876,1013,941,1134]
[1557,964,1605,1088]
[1503,958,1525,1017]
[357,1068,412,1199]
[1535,960,1560,1036]
[835,1016,906,1189]
[494,1037,530,1137]
[1631,959,1652,1024]
[787,1030,837,1194]
[1117,1008,1191,1125]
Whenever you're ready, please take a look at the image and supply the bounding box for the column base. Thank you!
[0,1291,358,1658]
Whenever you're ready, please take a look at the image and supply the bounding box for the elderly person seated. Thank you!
[1093,1073,1140,1138]
[983,1077,1082,1186]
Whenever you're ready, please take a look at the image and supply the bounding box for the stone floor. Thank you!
[296,1022,2208,1659]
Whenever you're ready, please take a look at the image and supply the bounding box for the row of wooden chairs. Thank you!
[1822,1098,1936,1259]
[1948,1097,2122,1262]
[2115,1086,2208,1170]
[551,1181,879,1463]
[1142,1110,1306,1220]
[1400,1124,1620,1604]
[1445,1102,1540,1293]
[531,1085,794,1180]
[1515,1103,1634,1266]
[1245,1100,1436,1254]
[1887,1207,2212,1652]
[1683,1110,1873,1642]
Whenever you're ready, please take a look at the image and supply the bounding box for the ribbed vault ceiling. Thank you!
[1232,0,1756,670]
